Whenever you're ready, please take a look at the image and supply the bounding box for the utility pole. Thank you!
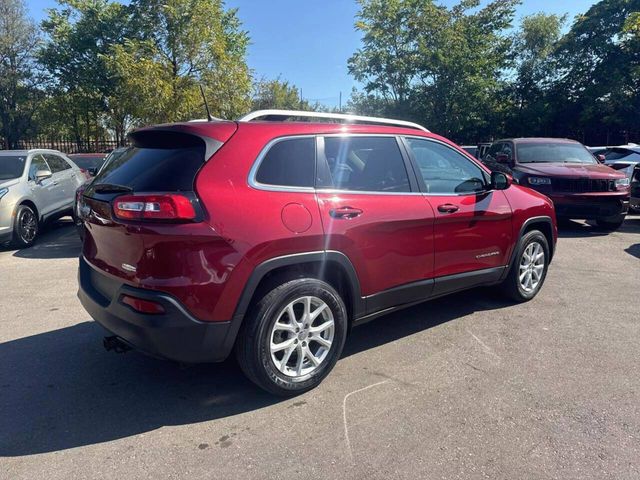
[339,91,342,112]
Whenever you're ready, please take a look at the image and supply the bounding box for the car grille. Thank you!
[551,178,615,193]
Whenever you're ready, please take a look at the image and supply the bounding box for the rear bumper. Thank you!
[548,193,629,219]
[78,256,237,363]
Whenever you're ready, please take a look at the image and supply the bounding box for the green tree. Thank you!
[553,0,640,142]
[0,0,42,148]
[252,77,315,110]
[111,0,252,124]
[506,13,565,136]
[348,0,519,142]
[40,0,131,146]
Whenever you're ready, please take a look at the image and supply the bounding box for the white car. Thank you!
[0,149,87,248]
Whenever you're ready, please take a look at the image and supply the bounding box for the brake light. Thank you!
[113,194,196,221]
[120,294,165,314]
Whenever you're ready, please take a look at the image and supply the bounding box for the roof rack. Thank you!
[237,109,429,132]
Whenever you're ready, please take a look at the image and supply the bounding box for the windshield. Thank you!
[603,149,640,163]
[69,155,105,170]
[0,155,27,181]
[517,143,597,164]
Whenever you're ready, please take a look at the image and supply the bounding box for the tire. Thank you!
[11,204,39,248]
[235,278,348,396]
[595,215,625,231]
[500,230,550,302]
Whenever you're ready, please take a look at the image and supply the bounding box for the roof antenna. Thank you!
[199,84,213,121]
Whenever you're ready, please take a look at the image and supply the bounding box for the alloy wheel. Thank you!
[519,241,545,293]
[269,296,335,377]
[19,209,37,244]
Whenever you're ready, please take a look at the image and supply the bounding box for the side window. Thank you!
[486,142,503,160]
[405,138,487,194]
[44,154,71,173]
[502,143,513,160]
[29,155,50,180]
[255,137,315,188]
[320,136,410,193]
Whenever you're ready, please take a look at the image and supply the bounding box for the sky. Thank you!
[27,0,597,108]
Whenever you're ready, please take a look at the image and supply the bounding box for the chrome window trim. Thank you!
[248,133,431,194]
[248,134,317,193]
[315,188,424,196]
[402,135,494,197]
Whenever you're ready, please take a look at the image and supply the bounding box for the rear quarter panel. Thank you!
[194,125,327,321]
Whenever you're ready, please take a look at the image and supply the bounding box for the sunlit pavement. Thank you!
[1,216,639,479]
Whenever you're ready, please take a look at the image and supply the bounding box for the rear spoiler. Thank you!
[128,121,238,160]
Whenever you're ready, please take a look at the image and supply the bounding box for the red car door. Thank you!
[403,137,513,292]
[315,135,435,314]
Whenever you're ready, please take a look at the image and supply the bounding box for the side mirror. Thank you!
[495,153,511,164]
[491,171,511,190]
[35,169,52,182]
[597,154,606,163]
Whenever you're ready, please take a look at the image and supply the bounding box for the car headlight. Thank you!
[0,187,8,201]
[528,177,551,186]
[615,177,630,189]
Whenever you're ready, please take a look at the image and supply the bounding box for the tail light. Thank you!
[113,194,196,221]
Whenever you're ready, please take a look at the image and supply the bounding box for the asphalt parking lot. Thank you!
[1,215,639,480]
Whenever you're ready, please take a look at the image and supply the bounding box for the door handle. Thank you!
[329,206,363,219]
[437,203,459,214]
[52,181,59,186]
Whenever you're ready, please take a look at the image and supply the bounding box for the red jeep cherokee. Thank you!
[78,110,557,395]
[483,138,630,230]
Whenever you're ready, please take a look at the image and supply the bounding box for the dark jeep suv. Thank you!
[78,111,557,395]
[483,138,630,230]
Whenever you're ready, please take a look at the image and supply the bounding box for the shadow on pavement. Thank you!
[8,213,637,455]
[556,219,609,238]
[0,288,509,457]
[557,215,640,238]
[620,216,640,234]
[7,217,81,259]
[625,243,640,259]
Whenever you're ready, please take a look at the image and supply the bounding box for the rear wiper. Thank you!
[93,183,133,193]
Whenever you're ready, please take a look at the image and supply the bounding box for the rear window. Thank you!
[91,146,205,192]
[69,156,105,170]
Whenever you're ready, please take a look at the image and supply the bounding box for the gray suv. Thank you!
[0,149,86,248]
